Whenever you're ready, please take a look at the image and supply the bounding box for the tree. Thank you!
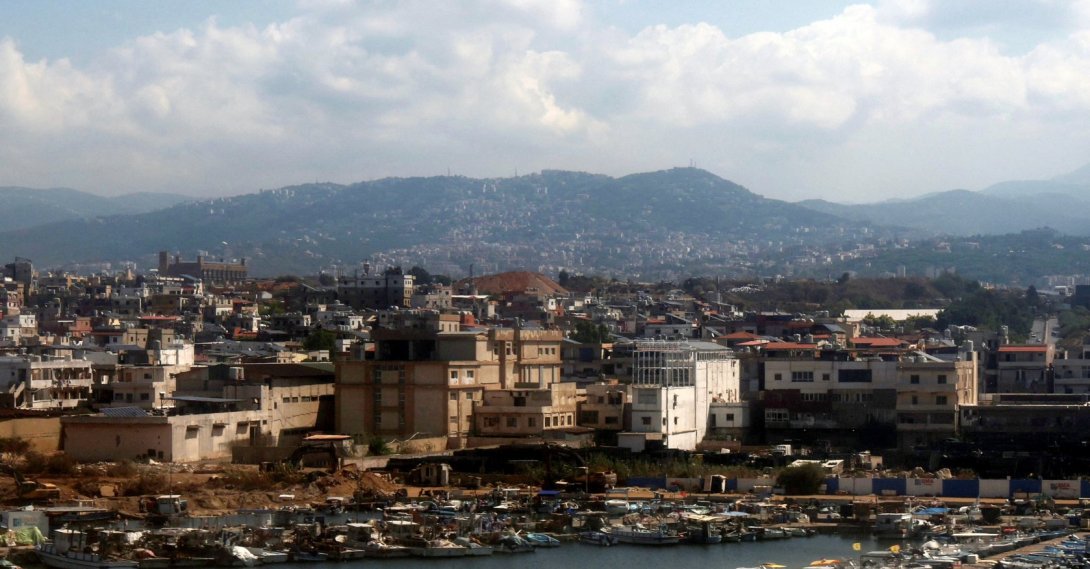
[1026,285,1040,306]
[302,329,336,352]
[558,270,570,287]
[408,266,432,285]
[776,463,826,495]
[571,320,611,344]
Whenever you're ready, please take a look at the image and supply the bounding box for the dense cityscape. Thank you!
[9,0,1090,567]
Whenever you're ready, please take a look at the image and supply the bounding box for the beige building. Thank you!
[62,363,335,463]
[578,383,629,432]
[474,382,578,436]
[895,353,978,449]
[336,327,563,445]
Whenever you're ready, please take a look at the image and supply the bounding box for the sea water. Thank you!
[272,534,903,569]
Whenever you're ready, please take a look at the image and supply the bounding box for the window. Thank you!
[936,395,948,405]
[528,417,537,427]
[449,415,458,423]
[838,369,872,383]
[466,370,475,380]
[604,416,618,424]
[507,417,517,428]
[911,396,918,405]
[449,393,458,401]
[726,414,735,421]
[449,370,459,381]
[774,373,783,381]
[791,371,814,382]
[822,373,831,381]
[910,374,920,384]
[140,393,150,401]
[465,392,473,400]
[640,416,651,426]
[937,374,947,384]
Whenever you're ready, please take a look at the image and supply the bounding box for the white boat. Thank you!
[409,539,468,558]
[243,548,288,564]
[605,499,630,515]
[453,537,494,556]
[605,525,682,545]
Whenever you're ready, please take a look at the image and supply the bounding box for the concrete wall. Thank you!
[0,417,61,453]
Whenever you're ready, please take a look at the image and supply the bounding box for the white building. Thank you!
[619,340,739,452]
[0,355,95,409]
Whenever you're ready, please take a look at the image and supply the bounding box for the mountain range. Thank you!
[797,165,1090,236]
[0,168,877,277]
[0,187,191,232]
[1,164,1089,282]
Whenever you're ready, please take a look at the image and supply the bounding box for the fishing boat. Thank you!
[522,533,561,548]
[453,537,494,556]
[579,531,619,546]
[36,530,138,569]
[605,525,683,545]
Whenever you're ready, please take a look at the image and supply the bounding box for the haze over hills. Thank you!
[0,187,192,231]
[0,168,879,277]
[796,162,1090,236]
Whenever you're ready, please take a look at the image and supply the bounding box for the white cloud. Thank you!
[1,1,1090,201]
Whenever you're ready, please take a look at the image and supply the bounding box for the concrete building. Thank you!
[895,352,978,449]
[618,340,739,452]
[474,382,578,437]
[578,383,629,433]
[62,362,334,462]
[337,270,414,310]
[336,327,563,446]
[0,355,95,409]
[761,347,978,450]
[158,251,247,284]
[1053,342,1090,394]
[994,345,1053,393]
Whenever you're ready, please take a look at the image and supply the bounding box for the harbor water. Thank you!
[265,534,897,569]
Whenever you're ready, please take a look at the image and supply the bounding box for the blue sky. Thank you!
[2,1,1089,202]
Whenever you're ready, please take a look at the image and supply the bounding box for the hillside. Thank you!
[0,168,869,277]
[798,189,1090,236]
[0,187,191,231]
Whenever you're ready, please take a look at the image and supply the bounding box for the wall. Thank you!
[0,417,61,453]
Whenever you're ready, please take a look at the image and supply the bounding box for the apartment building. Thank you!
[336,325,563,446]
[0,355,95,409]
[619,340,739,452]
[762,348,978,450]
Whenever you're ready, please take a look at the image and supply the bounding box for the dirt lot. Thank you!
[1,463,402,517]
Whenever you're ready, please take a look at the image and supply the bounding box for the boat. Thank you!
[242,548,288,564]
[579,531,619,546]
[873,513,930,538]
[605,499,630,516]
[361,540,412,559]
[605,525,683,545]
[407,539,468,558]
[495,534,535,553]
[36,529,139,569]
[453,537,494,556]
[522,533,560,548]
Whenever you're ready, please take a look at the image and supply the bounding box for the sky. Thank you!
[2,0,1090,203]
